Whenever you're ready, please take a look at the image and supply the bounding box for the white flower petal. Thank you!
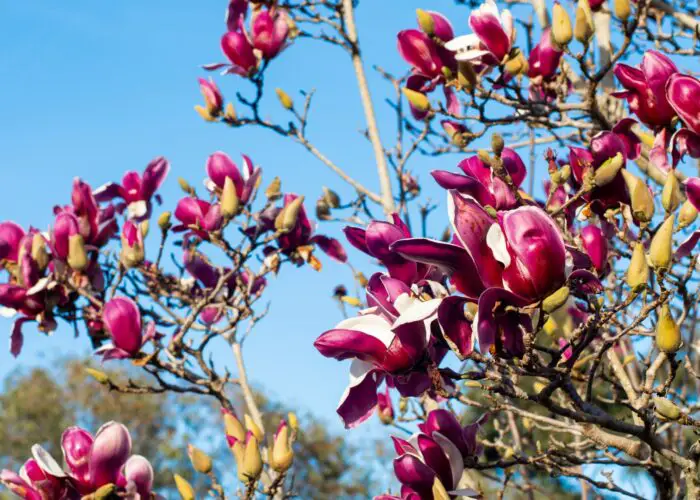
[486,224,511,267]
[392,297,442,329]
[31,444,66,477]
[127,201,148,219]
[334,314,394,348]
[0,307,17,318]
[445,34,480,52]
[433,432,464,489]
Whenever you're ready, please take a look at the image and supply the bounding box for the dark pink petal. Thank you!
[61,427,93,487]
[221,31,257,75]
[613,118,642,161]
[226,0,248,31]
[568,269,603,294]
[314,329,387,363]
[501,148,527,187]
[184,250,220,289]
[174,197,210,226]
[568,146,593,184]
[140,157,169,200]
[0,221,25,263]
[397,30,442,78]
[685,177,700,212]
[437,296,474,358]
[365,221,417,284]
[10,317,29,358]
[614,64,646,94]
[476,287,530,354]
[310,235,347,263]
[207,151,243,191]
[580,225,608,274]
[337,367,379,429]
[391,436,417,455]
[89,422,132,488]
[431,170,496,207]
[667,74,700,135]
[251,10,289,59]
[417,434,453,489]
[393,454,435,495]
[424,11,454,41]
[391,371,432,397]
[469,8,510,62]
[343,226,369,254]
[444,86,460,116]
[671,129,700,165]
[422,409,467,455]
[103,297,142,356]
[201,203,223,232]
[677,230,700,259]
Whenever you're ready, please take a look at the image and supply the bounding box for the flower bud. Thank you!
[416,9,435,35]
[85,367,110,384]
[225,102,237,121]
[504,49,529,76]
[322,187,341,209]
[614,0,631,20]
[679,200,698,228]
[432,477,451,500]
[178,177,193,194]
[626,242,649,292]
[275,88,294,110]
[593,153,624,187]
[622,170,655,223]
[662,172,682,213]
[94,484,117,500]
[239,435,263,482]
[574,0,594,44]
[560,164,572,183]
[316,199,331,220]
[67,234,88,271]
[158,211,172,232]
[187,444,213,474]
[340,296,362,307]
[221,176,240,218]
[649,215,674,271]
[653,396,682,421]
[222,409,246,442]
[656,304,681,353]
[244,414,263,442]
[457,61,477,91]
[174,474,195,500]
[542,286,570,313]
[275,196,305,234]
[31,233,49,271]
[89,422,132,487]
[265,177,282,200]
[287,412,298,432]
[402,88,430,112]
[271,421,294,473]
[552,2,573,47]
[123,455,154,500]
[194,105,215,122]
[491,134,505,157]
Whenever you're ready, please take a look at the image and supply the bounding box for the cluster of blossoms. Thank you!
[1,422,153,499]
[0,149,345,359]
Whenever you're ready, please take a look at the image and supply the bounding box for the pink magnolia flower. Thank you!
[205,151,261,206]
[666,74,700,162]
[0,221,26,266]
[173,197,223,239]
[220,30,258,76]
[580,225,608,275]
[445,0,515,67]
[613,51,678,128]
[97,297,156,360]
[198,77,224,116]
[61,427,93,492]
[251,8,289,59]
[122,455,154,500]
[314,274,446,428]
[527,28,564,101]
[94,157,170,220]
[89,422,132,488]
[431,147,527,210]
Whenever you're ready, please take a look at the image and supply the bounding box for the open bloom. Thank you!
[58,178,117,249]
[431,148,526,210]
[445,0,514,66]
[94,156,170,220]
[314,274,444,428]
[205,151,261,206]
[613,50,678,128]
[97,297,156,360]
[381,409,484,499]
[250,8,289,59]
[666,74,700,161]
[173,197,223,239]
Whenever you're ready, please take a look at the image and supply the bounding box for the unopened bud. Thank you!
[31,233,49,271]
[223,410,246,442]
[593,153,624,187]
[649,215,674,271]
[158,212,172,232]
[275,88,294,110]
[559,164,572,183]
[316,199,331,220]
[574,0,594,44]
[416,9,435,35]
[542,286,570,313]
[533,381,547,394]
[178,177,193,194]
[477,149,492,166]
[67,234,88,271]
[271,423,294,472]
[322,187,341,209]
[552,2,573,47]
[504,48,529,76]
[654,396,682,421]
[656,304,681,354]
[402,88,431,112]
[355,271,369,287]
[679,200,698,228]
[221,176,240,218]
[662,172,682,213]
[265,177,282,200]
[174,474,195,500]
[340,296,362,307]
[194,105,215,122]
[491,134,505,157]
[85,367,110,385]
[622,170,655,223]
[187,445,213,474]
[288,412,298,432]
[275,196,305,234]
[614,0,631,20]
[239,436,263,482]
[225,102,237,121]
[244,414,263,442]
[94,484,116,500]
[457,61,477,91]
[626,242,649,292]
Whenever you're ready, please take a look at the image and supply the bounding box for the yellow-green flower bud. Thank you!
[67,234,88,272]
[649,215,674,271]
[491,134,505,157]
[622,170,655,223]
[275,196,305,234]
[552,2,573,47]
[416,9,435,35]
[402,88,430,112]
[265,176,282,201]
[85,368,110,385]
[221,176,240,218]
[457,61,477,91]
[239,436,263,482]
[679,200,698,228]
[656,304,681,353]
[594,153,624,187]
[174,474,195,500]
[614,0,631,20]
[271,423,294,473]
[574,0,594,44]
[31,233,49,271]
[662,172,682,213]
[542,286,570,313]
[626,242,649,292]
[244,414,263,442]
[653,396,682,421]
[187,444,213,474]
[275,88,294,110]
[158,211,172,232]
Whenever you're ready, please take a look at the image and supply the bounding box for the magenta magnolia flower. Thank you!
[205,151,261,206]
[90,422,132,488]
[397,30,445,79]
[382,409,484,499]
[613,50,678,128]
[0,221,26,265]
[445,0,514,66]
[94,156,170,220]
[666,74,700,162]
[314,274,445,427]
[198,77,224,116]
[97,297,156,360]
[431,148,527,210]
[251,8,289,59]
[220,30,258,76]
[61,427,93,492]
[580,225,608,275]
[122,455,154,500]
[174,197,223,239]
[527,28,563,101]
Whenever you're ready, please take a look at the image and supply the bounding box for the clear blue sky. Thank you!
[0,2,661,496]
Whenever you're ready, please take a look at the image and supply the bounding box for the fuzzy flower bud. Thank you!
[662,172,682,213]
[275,195,305,233]
[402,88,431,112]
[174,474,195,500]
[239,435,263,482]
[574,0,594,44]
[656,304,681,354]
[622,170,655,223]
[654,397,682,421]
[220,176,240,218]
[679,200,698,229]
[187,444,213,474]
[551,2,573,47]
[158,211,172,232]
[271,421,294,473]
[275,88,294,110]
[626,242,649,292]
[265,177,282,200]
[649,215,674,271]
[244,414,263,442]
[593,153,624,187]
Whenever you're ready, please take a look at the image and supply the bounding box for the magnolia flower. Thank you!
[527,28,564,101]
[431,148,527,210]
[250,8,290,59]
[580,225,608,275]
[613,50,678,128]
[379,409,484,499]
[376,386,395,424]
[198,78,224,116]
[173,197,224,239]
[97,297,156,360]
[666,73,700,162]
[445,0,515,66]
[205,151,261,207]
[220,30,258,76]
[314,274,445,427]
[94,156,170,220]
[0,221,25,265]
